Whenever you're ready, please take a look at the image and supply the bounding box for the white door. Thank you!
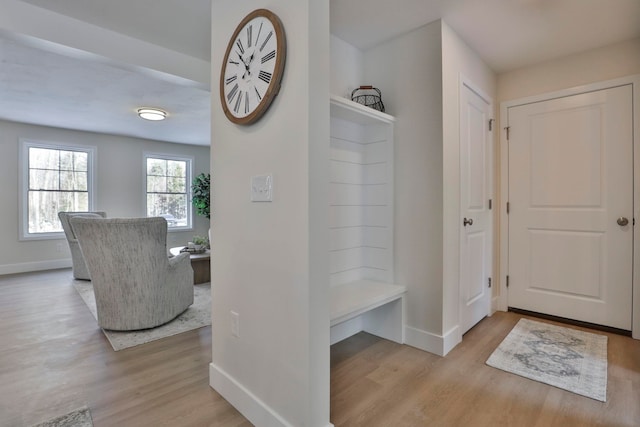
[460,82,493,334]
[507,85,633,330]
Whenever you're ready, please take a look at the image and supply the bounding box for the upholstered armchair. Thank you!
[58,211,107,280]
[69,217,194,331]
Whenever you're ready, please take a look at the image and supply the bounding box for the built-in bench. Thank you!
[330,279,406,345]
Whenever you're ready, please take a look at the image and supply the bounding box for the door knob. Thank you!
[463,217,473,227]
[617,217,629,226]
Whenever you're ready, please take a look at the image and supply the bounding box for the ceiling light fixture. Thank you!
[137,108,167,121]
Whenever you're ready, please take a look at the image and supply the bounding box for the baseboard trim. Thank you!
[404,325,461,357]
[210,363,296,427]
[491,296,500,314]
[0,259,71,276]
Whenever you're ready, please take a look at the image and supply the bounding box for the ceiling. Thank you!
[1,0,639,146]
[331,0,640,73]
[0,35,211,145]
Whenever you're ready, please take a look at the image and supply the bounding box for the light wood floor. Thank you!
[1,270,639,426]
[0,269,250,427]
[331,311,640,427]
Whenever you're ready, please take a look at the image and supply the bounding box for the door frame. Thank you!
[459,75,494,333]
[499,74,640,339]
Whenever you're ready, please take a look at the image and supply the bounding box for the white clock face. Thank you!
[222,15,280,120]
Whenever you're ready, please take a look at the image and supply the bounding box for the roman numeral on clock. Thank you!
[260,31,272,52]
[255,22,263,48]
[254,86,262,101]
[258,70,272,84]
[225,75,237,85]
[227,83,239,103]
[247,25,253,48]
[236,39,245,54]
[234,90,243,113]
[245,92,250,114]
[261,50,275,64]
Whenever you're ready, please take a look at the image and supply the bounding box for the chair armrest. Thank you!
[168,251,191,268]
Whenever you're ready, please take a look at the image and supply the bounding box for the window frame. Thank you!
[19,139,97,241]
[143,152,194,232]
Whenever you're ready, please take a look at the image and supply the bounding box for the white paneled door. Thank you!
[460,82,493,335]
[507,85,633,330]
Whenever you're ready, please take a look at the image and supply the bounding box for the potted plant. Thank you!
[191,173,210,219]
[192,235,209,251]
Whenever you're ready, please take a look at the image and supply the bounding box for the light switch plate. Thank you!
[251,174,273,202]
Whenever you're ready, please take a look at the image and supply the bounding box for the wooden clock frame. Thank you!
[219,9,287,125]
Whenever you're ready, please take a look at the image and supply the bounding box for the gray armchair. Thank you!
[69,217,194,331]
[58,211,107,280]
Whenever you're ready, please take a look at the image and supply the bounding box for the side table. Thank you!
[169,247,211,284]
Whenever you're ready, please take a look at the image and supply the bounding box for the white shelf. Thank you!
[330,94,395,125]
[330,280,406,326]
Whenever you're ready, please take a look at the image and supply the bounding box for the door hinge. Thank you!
[506,275,510,288]
[489,199,492,210]
[505,126,511,140]
[488,277,492,288]
[506,202,510,214]
[489,119,494,131]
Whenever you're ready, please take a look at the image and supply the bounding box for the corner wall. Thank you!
[209,1,330,426]
[0,119,210,275]
[362,20,496,356]
[363,21,446,352]
[330,34,363,99]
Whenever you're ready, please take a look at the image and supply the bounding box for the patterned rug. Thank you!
[73,281,211,351]
[31,407,93,427]
[486,318,608,401]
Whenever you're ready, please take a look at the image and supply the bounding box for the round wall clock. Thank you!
[220,9,287,125]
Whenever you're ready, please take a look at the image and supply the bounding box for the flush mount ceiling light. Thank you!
[137,108,167,121]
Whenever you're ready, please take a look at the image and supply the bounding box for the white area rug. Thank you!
[486,318,608,401]
[73,281,211,351]
[31,406,93,427]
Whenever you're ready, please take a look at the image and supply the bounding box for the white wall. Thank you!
[363,21,446,352]
[330,35,363,99]
[498,37,640,102]
[440,21,497,348]
[209,1,330,426]
[0,119,211,275]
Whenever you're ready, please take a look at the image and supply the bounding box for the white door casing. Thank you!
[506,84,633,330]
[459,79,493,335]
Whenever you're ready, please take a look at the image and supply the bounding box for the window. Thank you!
[144,154,192,230]
[20,140,95,239]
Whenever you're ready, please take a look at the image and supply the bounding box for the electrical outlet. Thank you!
[231,311,240,338]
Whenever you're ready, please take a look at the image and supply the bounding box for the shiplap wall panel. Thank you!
[330,247,363,274]
[363,227,389,248]
[329,227,363,251]
[330,102,394,285]
[360,267,388,282]
[330,183,365,206]
[330,161,364,184]
[363,163,387,184]
[362,185,387,205]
